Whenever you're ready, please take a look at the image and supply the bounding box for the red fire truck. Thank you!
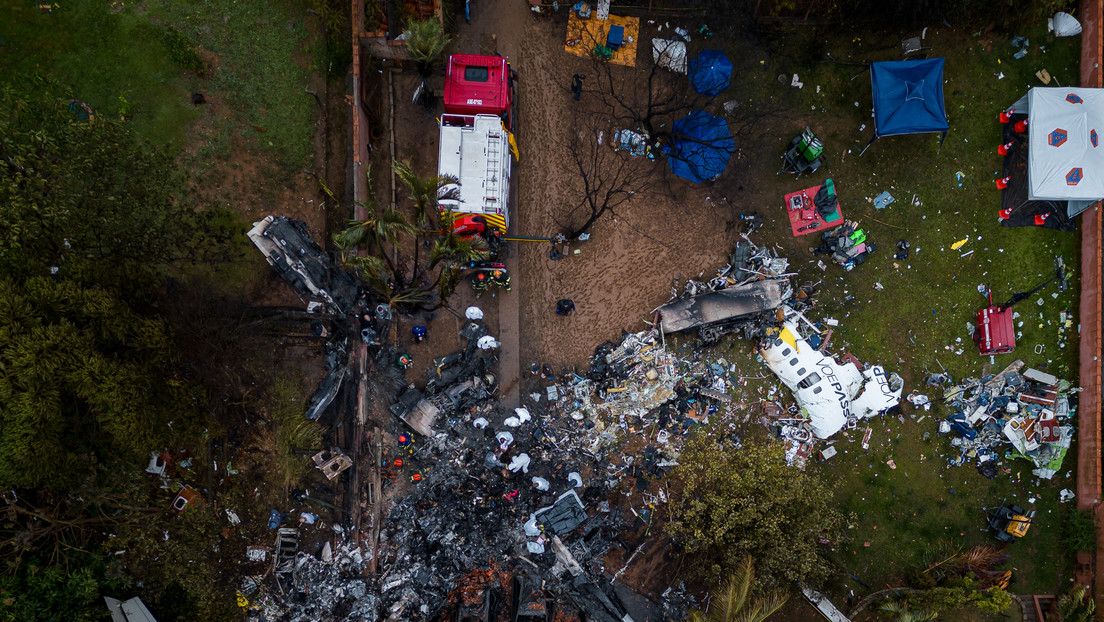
[438,54,516,236]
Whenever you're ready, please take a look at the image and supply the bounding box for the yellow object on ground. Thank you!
[1006,514,1032,538]
[951,238,969,250]
[565,12,639,67]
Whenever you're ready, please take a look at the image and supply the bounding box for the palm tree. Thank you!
[333,200,417,275]
[393,160,459,229]
[1056,584,1095,622]
[687,556,788,622]
[352,255,432,311]
[403,18,451,77]
[427,229,490,304]
[392,160,461,277]
[877,602,937,622]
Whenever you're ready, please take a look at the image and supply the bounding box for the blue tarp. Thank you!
[667,110,735,183]
[870,58,949,137]
[688,50,733,97]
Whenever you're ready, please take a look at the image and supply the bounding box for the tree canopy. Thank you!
[666,435,851,590]
[0,76,225,489]
[0,276,201,488]
[0,76,234,291]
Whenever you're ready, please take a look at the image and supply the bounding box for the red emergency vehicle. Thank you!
[438,55,516,236]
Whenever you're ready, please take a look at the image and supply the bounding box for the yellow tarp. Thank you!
[565,13,639,67]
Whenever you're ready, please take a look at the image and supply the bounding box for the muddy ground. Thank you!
[383,2,829,376]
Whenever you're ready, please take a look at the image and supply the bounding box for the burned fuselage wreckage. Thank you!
[656,235,902,448]
[246,215,695,621]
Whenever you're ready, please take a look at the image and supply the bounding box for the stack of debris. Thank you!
[811,221,875,271]
[543,328,754,463]
[657,236,798,344]
[372,423,684,621]
[372,319,692,620]
[937,360,1078,480]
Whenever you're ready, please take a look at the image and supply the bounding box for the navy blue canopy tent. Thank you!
[666,110,735,183]
[861,58,949,154]
[688,50,733,97]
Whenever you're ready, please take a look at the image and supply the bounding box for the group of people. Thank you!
[472,268,511,296]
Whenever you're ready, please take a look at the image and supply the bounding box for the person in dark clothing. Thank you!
[571,74,584,101]
[894,239,911,260]
[555,299,576,315]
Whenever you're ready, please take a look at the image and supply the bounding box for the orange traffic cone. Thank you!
[1013,118,1029,133]
[999,108,1016,123]
[1034,212,1051,226]
[999,207,1013,220]
[997,141,1014,155]
[995,176,1011,189]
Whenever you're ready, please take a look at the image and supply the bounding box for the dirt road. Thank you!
[450,2,748,391]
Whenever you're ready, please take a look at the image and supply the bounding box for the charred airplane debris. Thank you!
[247,215,360,315]
[247,215,389,423]
[306,339,352,421]
[657,236,797,344]
[359,321,702,621]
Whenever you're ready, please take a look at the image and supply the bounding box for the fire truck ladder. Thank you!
[484,130,502,207]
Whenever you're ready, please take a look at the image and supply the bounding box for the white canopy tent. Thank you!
[1007,87,1104,216]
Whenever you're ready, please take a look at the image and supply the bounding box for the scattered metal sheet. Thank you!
[390,387,440,436]
[312,447,352,481]
[272,528,299,580]
[104,596,160,622]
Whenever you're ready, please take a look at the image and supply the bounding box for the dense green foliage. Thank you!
[687,555,788,622]
[0,78,234,290]
[1056,584,1096,622]
[0,276,195,488]
[0,78,231,489]
[160,25,207,74]
[1062,506,1098,553]
[666,435,851,590]
[403,18,451,76]
[107,506,239,621]
[0,559,106,622]
[897,576,1013,616]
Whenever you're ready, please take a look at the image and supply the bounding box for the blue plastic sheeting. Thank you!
[870,58,949,137]
[667,110,735,183]
[688,50,733,97]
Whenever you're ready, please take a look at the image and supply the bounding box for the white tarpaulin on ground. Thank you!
[652,39,687,74]
[1024,88,1104,203]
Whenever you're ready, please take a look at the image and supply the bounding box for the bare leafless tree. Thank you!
[555,110,659,240]
[585,51,707,142]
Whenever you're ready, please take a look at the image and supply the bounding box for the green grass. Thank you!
[709,23,1083,601]
[0,0,317,168]
[144,0,317,168]
[0,0,202,145]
